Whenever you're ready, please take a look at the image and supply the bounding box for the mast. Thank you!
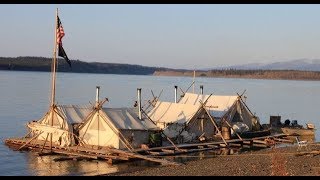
[49,8,58,151]
[50,8,58,108]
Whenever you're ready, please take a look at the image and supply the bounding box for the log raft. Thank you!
[4,133,289,165]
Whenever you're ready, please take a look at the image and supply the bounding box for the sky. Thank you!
[1,4,320,69]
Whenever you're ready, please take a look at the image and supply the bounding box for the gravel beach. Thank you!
[105,144,320,176]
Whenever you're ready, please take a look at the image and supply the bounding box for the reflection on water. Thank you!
[25,151,160,176]
[26,152,119,176]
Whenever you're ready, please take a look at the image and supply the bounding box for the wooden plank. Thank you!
[207,145,219,148]
[53,149,99,159]
[252,143,268,148]
[107,148,182,166]
[161,149,175,153]
[147,151,161,155]
[243,140,252,145]
[229,143,242,147]
[253,139,267,145]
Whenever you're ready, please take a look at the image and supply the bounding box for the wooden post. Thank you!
[18,131,43,150]
[40,133,50,153]
[204,108,228,146]
[198,95,228,146]
[50,8,58,107]
[49,8,59,152]
[192,70,195,93]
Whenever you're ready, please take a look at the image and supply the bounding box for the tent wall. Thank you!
[79,112,120,148]
[36,109,73,146]
[186,113,216,139]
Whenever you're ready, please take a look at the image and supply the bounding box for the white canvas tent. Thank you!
[147,101,215,142]
[27,104,92,147]
[178,93,261,131]
[78,107,160,150]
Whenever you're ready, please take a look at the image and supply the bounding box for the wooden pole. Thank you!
[18,131,43,150]
[50,8,58,107]
[40,133,50,154]
[192,70,195,93]
[203,106,228,146]
[50,8,58,151]
[237,93,254,116]
[140,108,182,151]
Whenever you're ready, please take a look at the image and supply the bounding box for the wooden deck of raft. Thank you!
[5,133,291,166]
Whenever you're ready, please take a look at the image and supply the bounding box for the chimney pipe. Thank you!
[137,88,142,120]
[174,85,178,103]
[95,86,100,107]
[200,85,203,95]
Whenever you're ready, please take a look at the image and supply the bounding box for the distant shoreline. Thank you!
[2,56,320,81]
[153,70,320,81]
[2,68,320,82]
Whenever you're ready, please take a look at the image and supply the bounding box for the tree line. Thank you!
[2,56,320,81]
[0,56,169,75]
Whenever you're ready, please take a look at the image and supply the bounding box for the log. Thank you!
[229,143,242,147]
[207,145,219,148]
[243,140,252,145]
[252,143,268,148]
[253,139,268,145]
[161,149,175,153]
[107,148,182,166]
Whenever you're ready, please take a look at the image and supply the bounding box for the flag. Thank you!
[57,16,71,67]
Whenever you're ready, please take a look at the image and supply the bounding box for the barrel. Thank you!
[221,126,231,140]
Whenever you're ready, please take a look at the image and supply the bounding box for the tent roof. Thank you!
[147,101,201,124]
[57,104,93,124]
[178,93,239,118]
[102,108,159,130]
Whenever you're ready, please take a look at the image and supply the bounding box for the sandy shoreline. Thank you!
[104,144,320,176]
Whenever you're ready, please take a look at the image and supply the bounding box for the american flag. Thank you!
[57,16,65,45]
[56,16,71,67]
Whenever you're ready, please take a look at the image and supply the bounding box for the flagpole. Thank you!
[49,8,58,151]
[51,8,58,108]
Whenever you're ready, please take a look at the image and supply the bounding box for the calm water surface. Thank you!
[0,71,319,175]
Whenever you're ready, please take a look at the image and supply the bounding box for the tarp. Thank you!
[147,101,201,124]
[102,108,159,130]
[178,93,238,118]
[57,105,93,124]
[178,93,260,130]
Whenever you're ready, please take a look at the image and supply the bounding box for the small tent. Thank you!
[78,107,159,150]
[178,93,261,131]
[147,101,216,142]
[27,104,92,147]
